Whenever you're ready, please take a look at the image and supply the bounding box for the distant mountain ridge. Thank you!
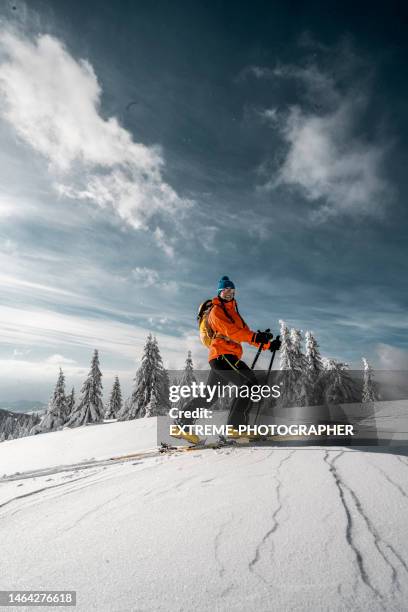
[0,408,41,442]
[0,400,46,413]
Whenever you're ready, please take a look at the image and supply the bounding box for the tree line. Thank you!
[0,323,377,442]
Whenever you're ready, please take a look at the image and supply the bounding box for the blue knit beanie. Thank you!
[217,275,235,294]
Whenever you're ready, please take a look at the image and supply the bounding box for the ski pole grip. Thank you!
[264,328,273,340]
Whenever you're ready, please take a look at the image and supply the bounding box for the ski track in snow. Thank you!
[0,471,98,515]
[214,517,234,598]
[0,453,166,518]
[60,491,128,535]
[248,450,295,584]
[396,455,408,467]
[324,450,408,609]
[368,459,408,500]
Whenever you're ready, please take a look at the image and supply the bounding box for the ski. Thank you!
[230,434,322,445]
[159,437,236,454]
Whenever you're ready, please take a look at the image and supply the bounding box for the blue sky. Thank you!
[0,1,407,401]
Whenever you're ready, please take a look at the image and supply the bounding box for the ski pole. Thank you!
[253,335,280,426]
[229,329,270,426]
[251,344,264,369]
[266,335,280,379]
[250,328,270,369]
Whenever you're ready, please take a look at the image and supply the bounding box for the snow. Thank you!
[1,416,408,611]
[0,418,157,476]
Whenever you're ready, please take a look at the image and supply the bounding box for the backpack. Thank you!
[197,300,214,347]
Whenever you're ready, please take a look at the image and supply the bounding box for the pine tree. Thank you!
[3,415,18,439]
[105,376,123,419]
[66,387,75,420]
[305,331,323,373]
[305,331,324,405]
[180,351,195,385]
[161,366,171,414]
[38,368,67,432]
[278,322,307,407]
[362,358,377,403]
[279,320,292,369]
[322,359,357,404]
[289,328,306,371]
[177,351,197,411]
[290,328,308,405]
[144,390,160,418]
[119,334,169,420]
[67,350,104,427]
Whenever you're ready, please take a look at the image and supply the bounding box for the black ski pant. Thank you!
[176,354,260,429]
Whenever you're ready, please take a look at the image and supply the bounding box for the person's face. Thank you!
[220,287,235,301]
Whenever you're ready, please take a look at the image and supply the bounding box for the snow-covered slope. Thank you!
[1,419,408,611]
[0,418,158,477]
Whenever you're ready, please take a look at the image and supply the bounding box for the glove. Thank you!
[252,330,273,345]
[269,336,281,351]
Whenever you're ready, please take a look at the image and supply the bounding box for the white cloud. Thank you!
[275,104,389,220]
[147,315,170,330]
[0,196,15,218]
[132,267,160,287]
[0,192,40,220]
[0,28,192,238]
[0,357,87,382]
[45,353,77,365]
[0,304,186,364]
[12,348,31,357]
[260,108,278,124]
[375,344,408,370]
[240,65,273,80]
[273,63,339,107]
[2,238,17,254]
[131,268,179,294]
[0,272,79,298]
[0,354,138,401]
[153,227,174,258]
[258,61,392,220]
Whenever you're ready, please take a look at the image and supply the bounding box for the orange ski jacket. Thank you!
[207,297,270,361]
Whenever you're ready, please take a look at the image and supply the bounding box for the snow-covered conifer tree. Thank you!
[144,391,159,418]
[278,322,307,406]
[105,376,122,419]
[290,328,306,371]
[305,331,324,405]
[67,350,104,427]
[305,331,323,373]
[180,351,195,385]
[177,351,197,410]
[38,368,67,432]
[161,366,171,414]
[322,359,357,404]
[119,334,169,420]
[66,387,75,420]
[289,328,308,405]
[279,320,292,370]
[362,358,377,403]
[13,422,22,438]
[3,415,16,440]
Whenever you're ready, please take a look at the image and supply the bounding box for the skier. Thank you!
[173,275,281,443]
